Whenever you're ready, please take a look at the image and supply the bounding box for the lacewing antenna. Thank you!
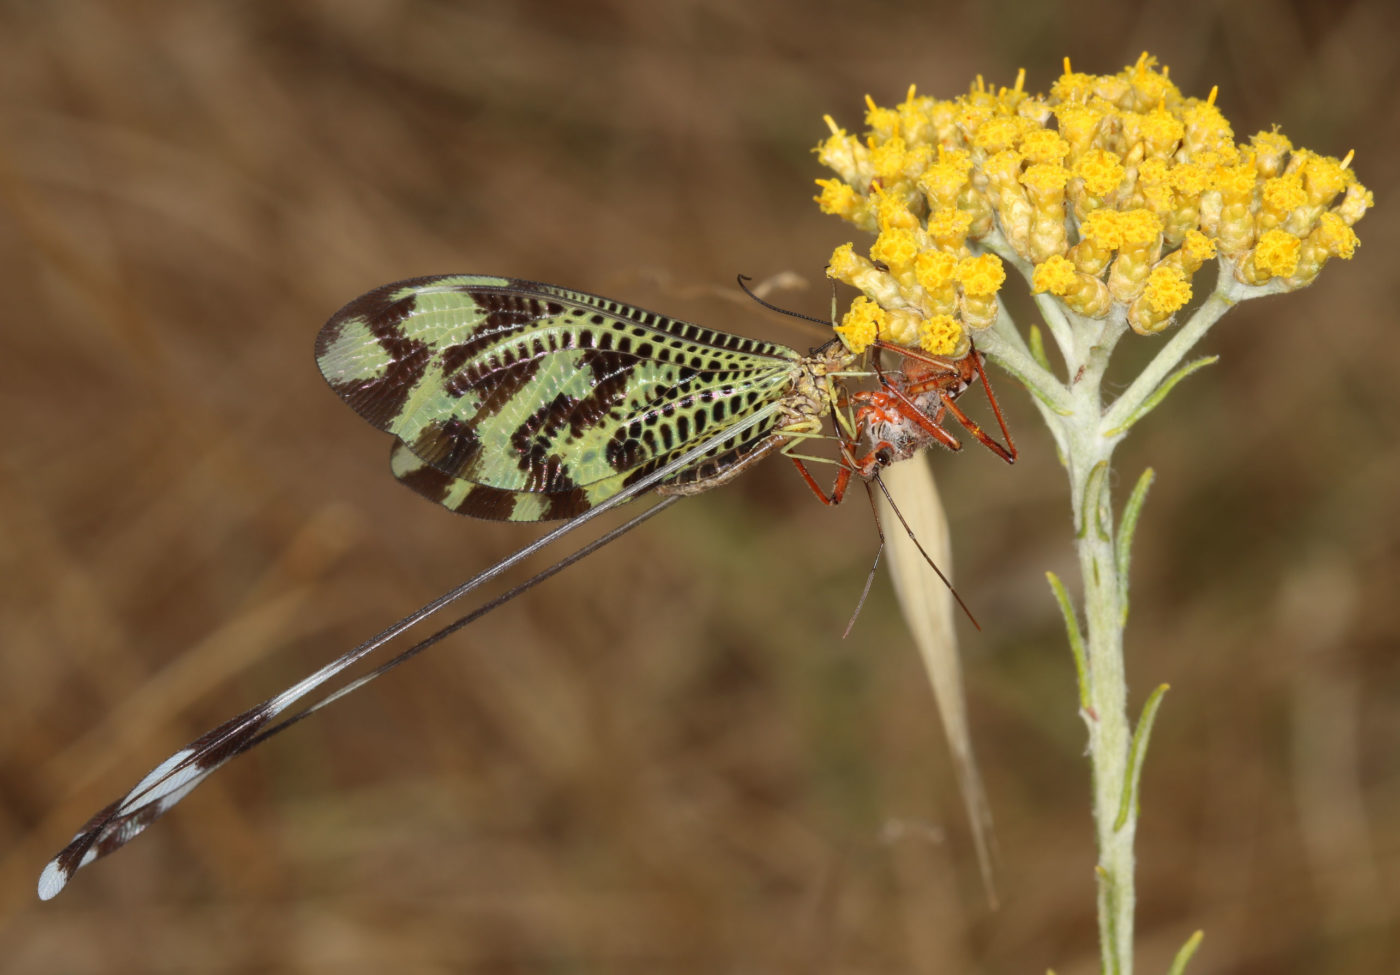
[38,406,779,900]
[735,274,836,332]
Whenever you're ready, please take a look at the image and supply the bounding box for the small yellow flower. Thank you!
[956,254,1006,296]
[828,242,862,280]
[869,135,910,182]
[1300,152,1351,207]
[1021,128,1070,165]
[871,227,921,270]
[1286,212,1362,289]
[918,149,973,208]
[919,314,963,356]
[1180,94,1234,156]
[1136,107,1186,158]
[1055,103,1106,157]
[1074,148,1127,200]
[926,206,975,245]
[1158,229,1217,279]
[835,296,884,354]
[1242,228,1302,283]
[1313,211,1360,261]
[1106,209,1165,301]
[1034,255,1112,318]
[915,249,958,293]
[1251,130,1293,176]
[1050,59,1099,102]
[815,178,859,217]
[864,94,901,141]
[1259,175,1307,233]
[1131,265,1192,334]
[1033,255,1078,295]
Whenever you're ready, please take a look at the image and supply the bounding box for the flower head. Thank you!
[817,54,1371,343]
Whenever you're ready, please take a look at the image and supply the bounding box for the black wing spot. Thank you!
[410,417,483,476]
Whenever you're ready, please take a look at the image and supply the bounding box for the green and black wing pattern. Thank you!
[316,275,803,521]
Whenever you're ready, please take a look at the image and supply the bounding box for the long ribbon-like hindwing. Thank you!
[37,401,787,900]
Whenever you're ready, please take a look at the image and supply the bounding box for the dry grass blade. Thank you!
[877,454,997,906]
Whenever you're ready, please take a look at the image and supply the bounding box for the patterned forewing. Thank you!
[317,276,801,520]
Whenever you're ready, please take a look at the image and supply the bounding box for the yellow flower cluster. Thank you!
[817,53,1371,350]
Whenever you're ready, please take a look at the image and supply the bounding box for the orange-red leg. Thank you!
[791,456,854,506]
[858,385,967,453]
[897,350,1017,464]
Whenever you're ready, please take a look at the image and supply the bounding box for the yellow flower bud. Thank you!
[1251,130,1293,177]
[1055,103,1106,157]
[1300,152,1350,207]
[874,190,920,231]
[880,307,923,346]
[828,242,862,281]
[960,292,1000,331]
[815,115,868,186]
[1142,265,1191,315]
[1282,212,1363,290]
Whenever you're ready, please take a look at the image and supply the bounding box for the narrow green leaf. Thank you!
[1028,322,1052,373]
[1115,468,1156,624]
[1046,572,1090,711]
[1079,460,1111,540]
[1104,356,1218,437]
[1165,930,1204,975]
[1116,683,1170,830]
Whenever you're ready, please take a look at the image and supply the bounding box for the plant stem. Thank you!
[1076,454,1136,975]
[1004,281,1238,974]
[1058,311,1136,974]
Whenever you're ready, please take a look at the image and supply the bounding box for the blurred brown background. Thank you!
[1,2,1395,972]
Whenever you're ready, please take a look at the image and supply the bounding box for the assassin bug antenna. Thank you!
[841,480,887,639]
[871,472,980,630]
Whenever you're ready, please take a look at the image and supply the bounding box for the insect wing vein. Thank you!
[318,275,802,520]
